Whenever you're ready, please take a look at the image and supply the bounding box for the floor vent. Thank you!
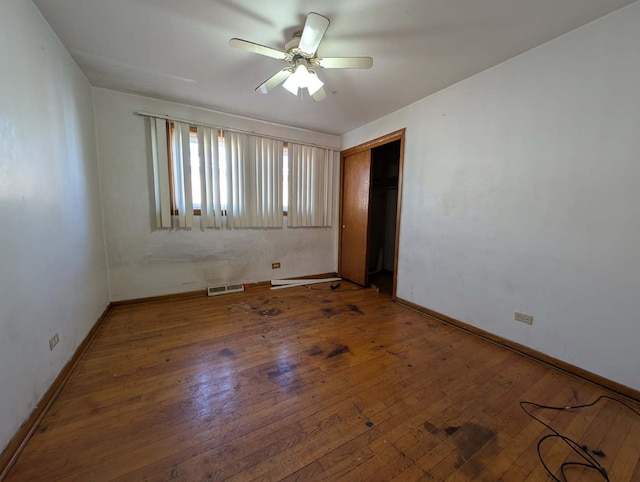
[207,284,245,297]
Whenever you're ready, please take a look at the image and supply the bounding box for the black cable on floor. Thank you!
[520,395,640,482]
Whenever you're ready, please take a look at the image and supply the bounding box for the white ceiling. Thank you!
[34,0,636,135]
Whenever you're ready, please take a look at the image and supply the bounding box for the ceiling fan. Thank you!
[229,12,373,102]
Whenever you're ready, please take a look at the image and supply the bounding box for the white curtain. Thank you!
[197,126,222,228]
[288,144,337,227]
[254,135,284,227]
[148,115,334,231]
[149,118,171,228]
[171,122,194,228]
[224,131,283,228]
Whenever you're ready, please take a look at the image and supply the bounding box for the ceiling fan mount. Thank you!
[229,12,373,101]
[283,31,321,65]
[284,31,303,54]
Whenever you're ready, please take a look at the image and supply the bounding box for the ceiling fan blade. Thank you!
[255,68,293,94]
[311,86,327,102]
[298,13,330,55]
[318,57,373,69]
[229,38,286,60]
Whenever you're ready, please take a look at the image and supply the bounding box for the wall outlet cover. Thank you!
[515,312,534,325]
[49,333,60,351]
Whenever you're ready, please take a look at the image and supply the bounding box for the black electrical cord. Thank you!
[520,395,640,482]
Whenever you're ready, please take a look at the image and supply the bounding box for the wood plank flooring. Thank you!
[5,282,639,481]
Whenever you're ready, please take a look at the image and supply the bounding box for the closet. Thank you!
[338,130,404,297]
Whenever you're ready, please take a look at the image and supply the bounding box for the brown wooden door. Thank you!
[339,150,372,285]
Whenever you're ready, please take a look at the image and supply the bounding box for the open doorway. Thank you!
[338,129,404,299]
[368,140,400,295]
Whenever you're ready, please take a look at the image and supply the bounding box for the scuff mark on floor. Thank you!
[326,344,349,358]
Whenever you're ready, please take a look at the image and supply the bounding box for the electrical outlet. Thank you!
[271,262,281,269]
[49,333,60,351]
[515,312,533,325]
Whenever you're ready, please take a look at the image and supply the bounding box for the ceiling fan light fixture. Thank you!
[283,63,309,94]
[282,63,324,96]
[306,70,323,95]
[282,70,302,95]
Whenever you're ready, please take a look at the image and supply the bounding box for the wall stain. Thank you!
[326,344,350,358]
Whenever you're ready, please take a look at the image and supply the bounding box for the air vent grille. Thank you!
[207,284,245,297]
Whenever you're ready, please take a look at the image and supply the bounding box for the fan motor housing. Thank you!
[286,31,317,61]
[285,32,301,52]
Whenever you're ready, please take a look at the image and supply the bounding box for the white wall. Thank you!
[342,2,640,391]
[0,0,110,454]
[93,89,340,301]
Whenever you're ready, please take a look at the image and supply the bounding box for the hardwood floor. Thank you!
[5,282,639,481]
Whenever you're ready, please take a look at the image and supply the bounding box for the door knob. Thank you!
[342,225,346,229]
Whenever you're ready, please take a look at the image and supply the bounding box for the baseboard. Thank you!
[0,304,112,481]
[110,289,207,306]
[278,272,338,280]
[111,272,340,306]
[396,297,640,403]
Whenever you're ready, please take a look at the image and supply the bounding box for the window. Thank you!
[188,129,201,211]
[169,125,227,215]
[148,116,335,229]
